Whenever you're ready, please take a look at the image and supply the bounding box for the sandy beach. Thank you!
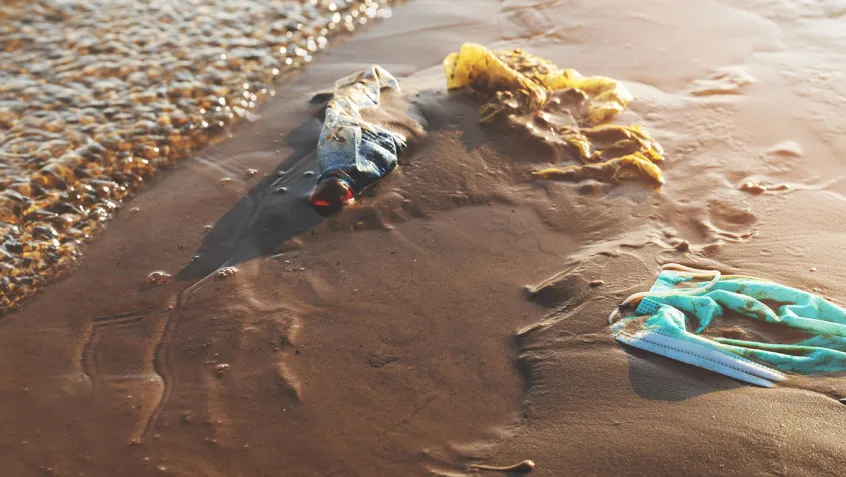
[3,0,846,475]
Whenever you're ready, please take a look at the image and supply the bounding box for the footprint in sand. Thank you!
[702,198,757,240]
[739,140,844,195]
[81,310,165,443]
[666,198,758,246]
[687,66,755,97]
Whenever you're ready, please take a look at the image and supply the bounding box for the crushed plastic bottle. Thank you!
[443,43,665,185]
[309,65,407,216]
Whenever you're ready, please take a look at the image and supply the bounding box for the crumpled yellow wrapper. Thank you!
[443,43,665,185]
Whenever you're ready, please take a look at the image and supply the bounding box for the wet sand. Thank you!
[4,0,846,476]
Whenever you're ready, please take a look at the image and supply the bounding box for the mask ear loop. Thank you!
[608,263,722,323]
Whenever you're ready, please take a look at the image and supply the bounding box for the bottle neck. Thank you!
[322,170,359,195]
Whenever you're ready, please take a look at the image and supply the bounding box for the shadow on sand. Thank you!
[176,114,326,281]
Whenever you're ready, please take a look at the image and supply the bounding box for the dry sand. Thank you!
[4,0,846,476]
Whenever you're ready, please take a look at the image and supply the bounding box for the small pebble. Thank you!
[245,168,258,178]
[216,267,237,278]
[275,186,288,194]
[588,280,604,287]
[303,170,315,177]
[470,459,535,473]
[740,181,766,194]
[219,177,233,186]
[675,240,690,252]
[215,364,229,377]
[203,225,213,232]
[147,271,172,284]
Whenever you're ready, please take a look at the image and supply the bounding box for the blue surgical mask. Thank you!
[610,264,846,386]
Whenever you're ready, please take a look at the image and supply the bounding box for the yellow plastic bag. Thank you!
[443,43,665,185]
